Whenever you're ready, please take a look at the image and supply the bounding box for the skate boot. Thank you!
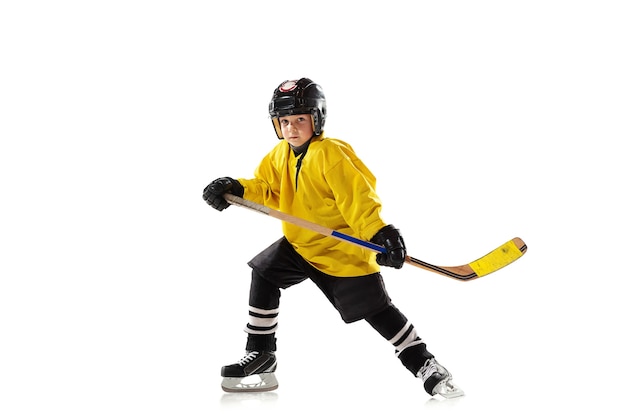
[221,351,278,393]
[417,358,464,399]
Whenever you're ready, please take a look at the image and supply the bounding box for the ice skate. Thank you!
[221,351,278,393]
[417,358,464,399]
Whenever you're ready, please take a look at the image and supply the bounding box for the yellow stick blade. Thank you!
[468,238,526,277]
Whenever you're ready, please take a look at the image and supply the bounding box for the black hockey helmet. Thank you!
[268,78,326,139]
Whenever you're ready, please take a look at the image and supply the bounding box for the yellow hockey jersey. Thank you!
[238,133,387,277]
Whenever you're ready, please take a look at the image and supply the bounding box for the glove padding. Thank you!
[371,224,407,269]
[202,177,244,211]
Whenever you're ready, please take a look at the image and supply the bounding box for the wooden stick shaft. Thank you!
[223,194,526,281]
[224,194,385,253]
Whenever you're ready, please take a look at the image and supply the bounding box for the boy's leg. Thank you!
[221,271,280,392]
[365,304,434,374]
[245,270,280,351]
[221,238,309,392]
[366,305,464,398]
[243,237,310,351]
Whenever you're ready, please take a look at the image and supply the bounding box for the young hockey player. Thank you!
[203,78,463,398]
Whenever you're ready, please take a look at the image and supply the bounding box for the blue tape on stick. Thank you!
[331,231,387,253]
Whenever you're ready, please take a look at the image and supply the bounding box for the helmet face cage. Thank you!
[269,78,326,139]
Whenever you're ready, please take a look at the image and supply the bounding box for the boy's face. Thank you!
[279,114,314,147]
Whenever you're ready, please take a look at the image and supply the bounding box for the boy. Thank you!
[203,78,463,398]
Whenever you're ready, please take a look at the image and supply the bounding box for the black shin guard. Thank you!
[246,333,277,352]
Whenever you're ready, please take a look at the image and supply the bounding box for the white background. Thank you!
[1,1,625,416]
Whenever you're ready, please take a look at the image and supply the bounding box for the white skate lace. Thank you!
[237,351,259,366]
[418,359,443,381]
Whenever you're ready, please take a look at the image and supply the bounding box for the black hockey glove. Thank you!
[371,224,407,269]
[202,177,244,211]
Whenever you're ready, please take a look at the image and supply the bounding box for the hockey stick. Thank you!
[223,194,527,281]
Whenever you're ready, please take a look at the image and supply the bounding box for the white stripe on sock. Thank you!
[388,321,412,345]
[395,339,424,356]
[244,326,278,335]
[248,315,278,328]
[249,306,279,315]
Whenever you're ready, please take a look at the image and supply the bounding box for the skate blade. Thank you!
[221,373,279,393]
[433,379,464,399]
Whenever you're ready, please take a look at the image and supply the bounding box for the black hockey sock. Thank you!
[245,271,280,350]
[365,304,408,340]
[366,304,434,375]
[398,344,434,376]
[249,270,281,308]
[246,333,277,352]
